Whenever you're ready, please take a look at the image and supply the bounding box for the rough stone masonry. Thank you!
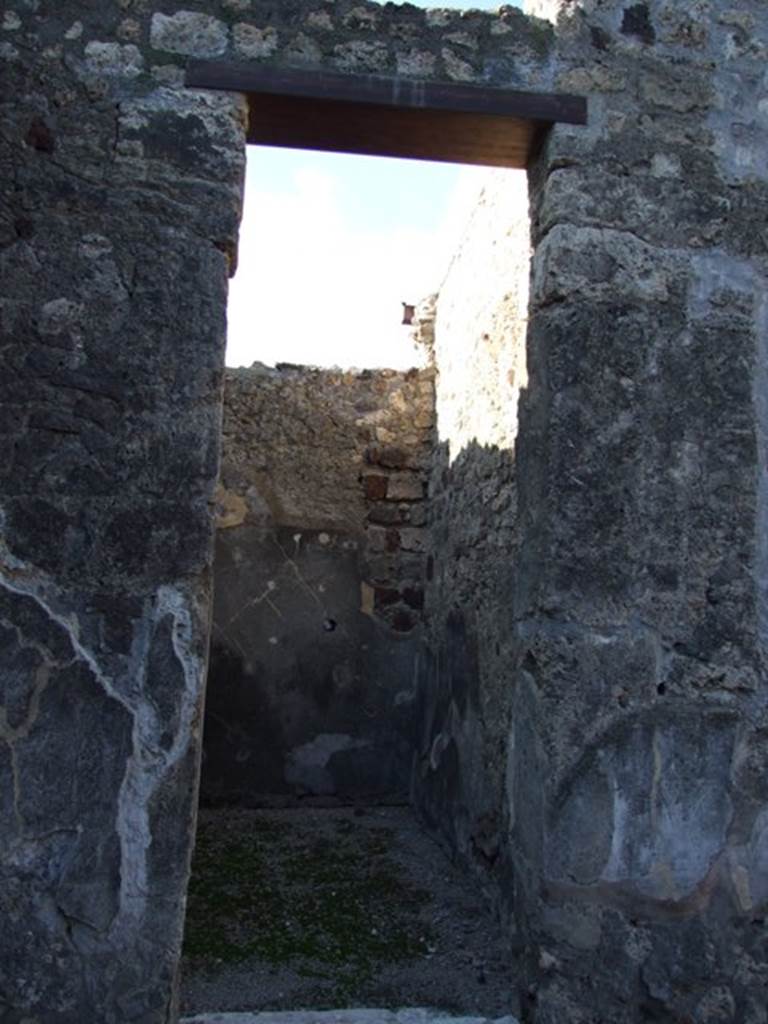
[1,1,768,1023]
[204,363,434,806]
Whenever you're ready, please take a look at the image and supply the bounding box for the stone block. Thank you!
[367,502,404,526]
[150,11,228,57]
[399,527,426,553]
[363,474,388,500]
[367,444,409,469]
[234,23,279,59]
[82,40,143,78]
[385,528,401,553]
[387,474,425,502]
[333,40,389,73]
[533,224,681,308]
[396,49,437,77]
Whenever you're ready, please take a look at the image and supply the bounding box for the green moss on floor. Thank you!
[183,811,433,1002]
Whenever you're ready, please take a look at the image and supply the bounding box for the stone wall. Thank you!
[415,2,768,1021]
[0,5,247,1021]
[3,0,768,1021]
[0,4,553,1017]
[203,364,434,806]
[413,169,530,882]
[521,3,768,1021]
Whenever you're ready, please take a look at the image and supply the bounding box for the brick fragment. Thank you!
[364,474,388,500]
[387,474,424,502]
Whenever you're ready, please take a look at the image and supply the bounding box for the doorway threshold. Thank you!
[181,1009,520,1024]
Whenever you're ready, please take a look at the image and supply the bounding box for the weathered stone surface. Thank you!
[387,474,425,502]
[414,170,529,897]
[182,1012,520,1024]
[1,2,243,1017]
[150,12,228,58]
[416,0,768,1017]
[221,365,432,533]
[83,40,144,78]
[204,365,433,806]
[233,23,278,59]
[3,0,768,1020]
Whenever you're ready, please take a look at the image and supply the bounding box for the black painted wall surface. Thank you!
[203,525,420,806]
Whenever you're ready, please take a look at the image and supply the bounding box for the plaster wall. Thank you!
[203,364,434,806]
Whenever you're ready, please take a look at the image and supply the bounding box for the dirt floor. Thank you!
[179,806,521,1018]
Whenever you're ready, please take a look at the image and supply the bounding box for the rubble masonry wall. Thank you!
[204,363,433,806]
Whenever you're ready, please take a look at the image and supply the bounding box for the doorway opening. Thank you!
[177,57,583,1022]
[181,154,523,1017]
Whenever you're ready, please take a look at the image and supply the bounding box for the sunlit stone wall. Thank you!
[413,170,531,890]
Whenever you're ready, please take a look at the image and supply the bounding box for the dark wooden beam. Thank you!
[185,62,586,168]
[244,92,540,167]
[186,62,587,125]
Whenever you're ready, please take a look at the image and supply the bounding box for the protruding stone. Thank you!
[150,11,228,57]
[398,528,426,553]
[285,33,322,64]
[333,40,389,72]
[234,24,278,59]
[396,49,437,77]
[442,47,475,82]
[83,40,144,77]
[364,475,389,500]
[117,18,141,42]
[307,11,334,31]
[367,445,408,469]
[343,6,380,31]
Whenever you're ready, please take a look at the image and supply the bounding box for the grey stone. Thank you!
[387,474,425,502]
[233,24,279,59]
[150,11,228,57]
[2,0,768,1020]
[181,1012,520,1024]
[82,39,143,78]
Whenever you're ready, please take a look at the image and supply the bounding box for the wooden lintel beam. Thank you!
[185,61,587,168]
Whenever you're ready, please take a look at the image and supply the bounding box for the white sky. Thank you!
[226,151,494,369]
[225,0,521,370]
